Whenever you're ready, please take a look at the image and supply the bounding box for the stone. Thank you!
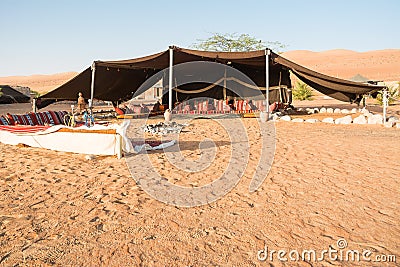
[280,115,291,122]
[85,155,96,160]
[319,107,327,113]
[350,108,358,114]
[388,116,399,123]
[306,108,314,114]
[341,109,350,114]
[353,115,367,124]
[384,121,394,128]
[305,119,318,123]
[334,108,341,114]
[326,108,334,113]
[361,108,370,116]
[271,113,280,121]
[367,114,383,125]
[292,118,304,123]
[335,115,353,125]
[322,117,334,124]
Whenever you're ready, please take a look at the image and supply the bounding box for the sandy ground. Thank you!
[0,115,399,266]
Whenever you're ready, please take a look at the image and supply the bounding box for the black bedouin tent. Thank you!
[0,85,30,104]
[37,46,385,109]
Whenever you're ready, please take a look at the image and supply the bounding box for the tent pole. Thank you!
[265,49,271,120]
[169,46,174,110]
[383,87,388,123]
[90,62,96,113]
[223,67,227,100]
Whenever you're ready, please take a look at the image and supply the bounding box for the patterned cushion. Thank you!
[7,113,18,125]
[37,112,54,125]
[31,112,44,125]
[22,114,35,126]
[47,111,60,125]
[42,111,55,125]
[0,116,9,125]
[55,111,68,124]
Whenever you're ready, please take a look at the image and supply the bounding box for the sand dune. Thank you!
[0,72,77,94]
[282,49,400,81]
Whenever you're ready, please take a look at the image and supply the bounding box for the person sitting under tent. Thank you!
[248,100,258,110]
[77,92,86,112]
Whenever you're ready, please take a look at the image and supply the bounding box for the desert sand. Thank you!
[0,116,399,266]
[0,49,399,266]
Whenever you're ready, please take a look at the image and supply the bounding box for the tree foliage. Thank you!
[191,33,286,52]
[376,83,399,106]
[292,81,313,101]
[0,87,3,98]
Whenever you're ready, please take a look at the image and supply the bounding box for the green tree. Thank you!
[191,33,286,52]
[292,81,313,101]
[0,87,3,98]
[376,83,399,106]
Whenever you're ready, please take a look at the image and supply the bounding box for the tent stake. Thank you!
[169,46,174,110]
[265,49,271,120]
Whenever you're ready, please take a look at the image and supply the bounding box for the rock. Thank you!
[361,108,370,116]
[388,116,399,123]
[314,108,319,113]
[334,108,341,114]
[292,118,304,123]
[384,121,394,128]
[351,108,358,114]
[306,108,314,114]
[322,117,334,124]
[335,115,353,124]
[341,109,350,114]
[305,119,318,123]
[367,114,383,125]
[280,115,291,122]
[297,108,303,112]
[319,107,327,113]
[353,115,367,124]
[326,108,334,113]
[271,113,280,121]
[85,155,96,160]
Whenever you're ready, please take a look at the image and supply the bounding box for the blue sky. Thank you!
[0,0,399,76]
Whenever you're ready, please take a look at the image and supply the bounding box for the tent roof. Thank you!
[0,85,31,104]
[37,46,385,108]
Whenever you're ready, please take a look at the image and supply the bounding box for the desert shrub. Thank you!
[376,83,399,106]
[292,81,313,101]
[31,90,41,97]
[0,87,2,97]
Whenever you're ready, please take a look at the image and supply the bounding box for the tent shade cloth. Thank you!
[0,85,31,104]
[37,47,385,109]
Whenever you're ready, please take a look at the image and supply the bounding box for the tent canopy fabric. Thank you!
[0,85,31,104]
[37,47,385,109]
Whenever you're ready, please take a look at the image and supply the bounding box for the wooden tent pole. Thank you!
[265,49,271,120]
[90,62,96,113]
[169,46,174,110]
